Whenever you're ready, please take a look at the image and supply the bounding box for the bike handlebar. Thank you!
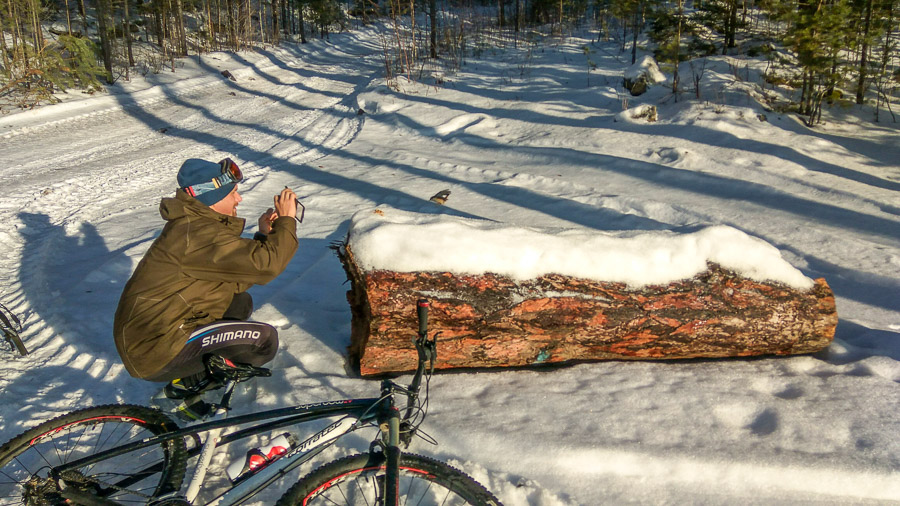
[416,299,429,337]
[399,298,437,438]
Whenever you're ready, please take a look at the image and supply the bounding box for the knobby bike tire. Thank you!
[277,452,503,506]
[0,404,186,505]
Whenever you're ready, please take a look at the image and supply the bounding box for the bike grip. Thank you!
[417,299,429,335]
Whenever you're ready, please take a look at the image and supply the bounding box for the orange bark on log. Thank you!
[337,245,837,376]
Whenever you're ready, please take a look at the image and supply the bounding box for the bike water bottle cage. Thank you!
[182,158,243,197]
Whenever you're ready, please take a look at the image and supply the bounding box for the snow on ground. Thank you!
[1,26,899,505]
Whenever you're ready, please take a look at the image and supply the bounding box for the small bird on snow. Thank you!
[429,189,451,205]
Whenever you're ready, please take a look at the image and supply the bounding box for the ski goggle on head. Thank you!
[182,158,244,197]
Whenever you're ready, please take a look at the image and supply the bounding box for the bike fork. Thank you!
[382,406,401,506]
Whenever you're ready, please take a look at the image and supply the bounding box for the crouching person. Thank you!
[113,157,298,415]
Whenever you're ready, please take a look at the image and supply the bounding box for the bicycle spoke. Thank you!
[353,476,371,506]
[0,405,186,505]
[437,486,453,506]
[406,475,433,506]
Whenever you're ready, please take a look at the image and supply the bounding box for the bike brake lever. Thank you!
[425,332,440,373]
[427,332,440,358]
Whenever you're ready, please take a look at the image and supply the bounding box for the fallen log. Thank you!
[338,209,837,376]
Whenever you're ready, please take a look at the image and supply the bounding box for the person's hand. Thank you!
[274,187,298,220]
[258,208,277,235]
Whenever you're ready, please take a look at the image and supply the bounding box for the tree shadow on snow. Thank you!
[393,88,900,217]
[762,112,900,171]
[9,213,163,416]
[795,251,900,312]
[381,106,900,241]
[825,320,900,366]
[0,363,157,443]
[197,51,354,102]
[16,212,138,357]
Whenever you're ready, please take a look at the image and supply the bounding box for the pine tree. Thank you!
[95,0,115,82]
[693,0,744,53]
[429,0,436,58]
[296,0,307,43]
[762,0,855,124]
[123,0,134,67]
[51,34,104,91]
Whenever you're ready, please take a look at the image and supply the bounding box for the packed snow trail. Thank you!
[0,28,898,505]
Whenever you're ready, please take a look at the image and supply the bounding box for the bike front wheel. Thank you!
[0,404,186,505]
[277,452,502,506]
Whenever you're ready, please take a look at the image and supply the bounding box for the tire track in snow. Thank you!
[0,43,325,140]
[4,58,376,229]
[0,76,229,140]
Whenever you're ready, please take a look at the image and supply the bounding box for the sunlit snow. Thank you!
[1,25,898,506]
[348,206,814,288]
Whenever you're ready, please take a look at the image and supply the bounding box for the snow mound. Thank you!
[615,104,659,123]
[625,55,667,84]
[347,207,814,289]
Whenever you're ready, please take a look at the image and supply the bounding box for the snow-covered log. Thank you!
[338,208,837,376]
[624,55,666,96]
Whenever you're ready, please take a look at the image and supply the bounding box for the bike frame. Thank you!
[49,299,436,505]
[50,392,389,505]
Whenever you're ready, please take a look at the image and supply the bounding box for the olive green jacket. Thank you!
[114,191,298,379]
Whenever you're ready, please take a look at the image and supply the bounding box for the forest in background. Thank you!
[1,0,898,124]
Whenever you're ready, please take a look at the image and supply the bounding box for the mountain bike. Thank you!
[0,299,501,505]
